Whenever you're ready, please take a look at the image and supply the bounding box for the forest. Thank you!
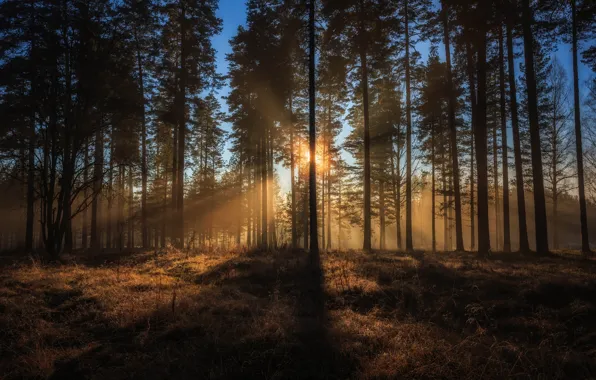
[1,0,596,378]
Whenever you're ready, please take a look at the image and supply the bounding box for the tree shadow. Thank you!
[48,250,356,379]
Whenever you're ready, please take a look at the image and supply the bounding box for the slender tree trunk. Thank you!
[552,122,558,249]
[26,113,35,251]
[128,166,133,249]
[442,0,464,251]
[572,0,590,254]
[359,3,371,252]
[91,128,103,248]
[261,134,268,249]
[327,135,332,251]
[176,5,187,249]
[396,128,402,250]
[289,96,297,249]
[521,0,549,254]
[136,33,148,249]
[442,139,447,252]
[466,41,477,251]
[493,109,500,251]
[499,26,511,252]
[107,131,114,249]
[338,174,342,250]
[506,11,529,253]
[380,180,386,250]
[308,0,319,256]
[476,22,491,255]
[405,0,414,252]
[82,139,89,249]
[431,120,436,253]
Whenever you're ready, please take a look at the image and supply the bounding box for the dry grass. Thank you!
[1,248,595,379]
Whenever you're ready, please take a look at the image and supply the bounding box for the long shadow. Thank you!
[48,250,355,380]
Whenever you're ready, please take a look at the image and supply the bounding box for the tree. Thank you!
[309,0,319,256]
[521,0,549,254]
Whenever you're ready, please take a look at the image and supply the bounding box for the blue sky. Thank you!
[211,0,595,191]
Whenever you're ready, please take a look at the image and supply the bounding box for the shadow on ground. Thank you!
[2,249,596,379]
[44,250,354,380]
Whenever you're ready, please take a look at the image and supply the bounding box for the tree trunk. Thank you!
[380,180,386,250]
[261,135,268,249]
[308,0,319,256]
[442,0,464,251]
[136,32,148,249]
[466,40,477,251]
[25,111,36,251]
[82,138,88,249]
[359,2,371,252]
[506,9,530,253]
[289,95,297,249]
[176,5,187,249]
[91,128,103,248]
[493,108,500,251]
[431,120,436,253]
[572,0,590,254]
[499,25,511,252]
[521,0,549,254]
[475,22,491,255]
[405,0,414,252]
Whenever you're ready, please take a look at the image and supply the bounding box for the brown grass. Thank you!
[1,248,595,379]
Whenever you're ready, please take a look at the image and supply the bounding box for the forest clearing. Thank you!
[1,248,595,379]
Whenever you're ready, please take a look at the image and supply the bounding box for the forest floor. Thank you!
[1,248,596,379]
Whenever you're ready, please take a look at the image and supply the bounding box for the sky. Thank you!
[211,0,596,193]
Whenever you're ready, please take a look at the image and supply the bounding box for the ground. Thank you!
[1,248,596,379]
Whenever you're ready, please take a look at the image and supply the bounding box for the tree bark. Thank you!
[572,0,590,254]
[405,0,414,252]
[442,0,464,251]
[475,21,491,255]
[521,0,549,254]
[308,0,319,256]
[506,8,530,252]
[499,25,511,252]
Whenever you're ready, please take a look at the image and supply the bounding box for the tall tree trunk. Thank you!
[466,41,477,251]
[107,130,114,249]
[493,109,500,251]
[327,133,332,251]
[442,139,447,251]
[431,120,436,253]
[118,166,124,251]
[308,0,319,256]
[380,180,386,250]
[136,32,148,249]
[405,0,414,252]
[91,128,103,248]
[176,5,187,249]
[26,111,36,251]
[390,134,400,250]
[476,22,491,255]
[572,0,590,254]
[396,129,402,249]
[442,0,464,251]
[261,135,268,249]
[338,174,342,250]
[359,0,371,252]
[82,138,88,249]
[506,9,529,252]
[128,166,133,249]
[499,25,511,252]
[521,0,549,254]
[289,95,297,249]
[552,120,558,249]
